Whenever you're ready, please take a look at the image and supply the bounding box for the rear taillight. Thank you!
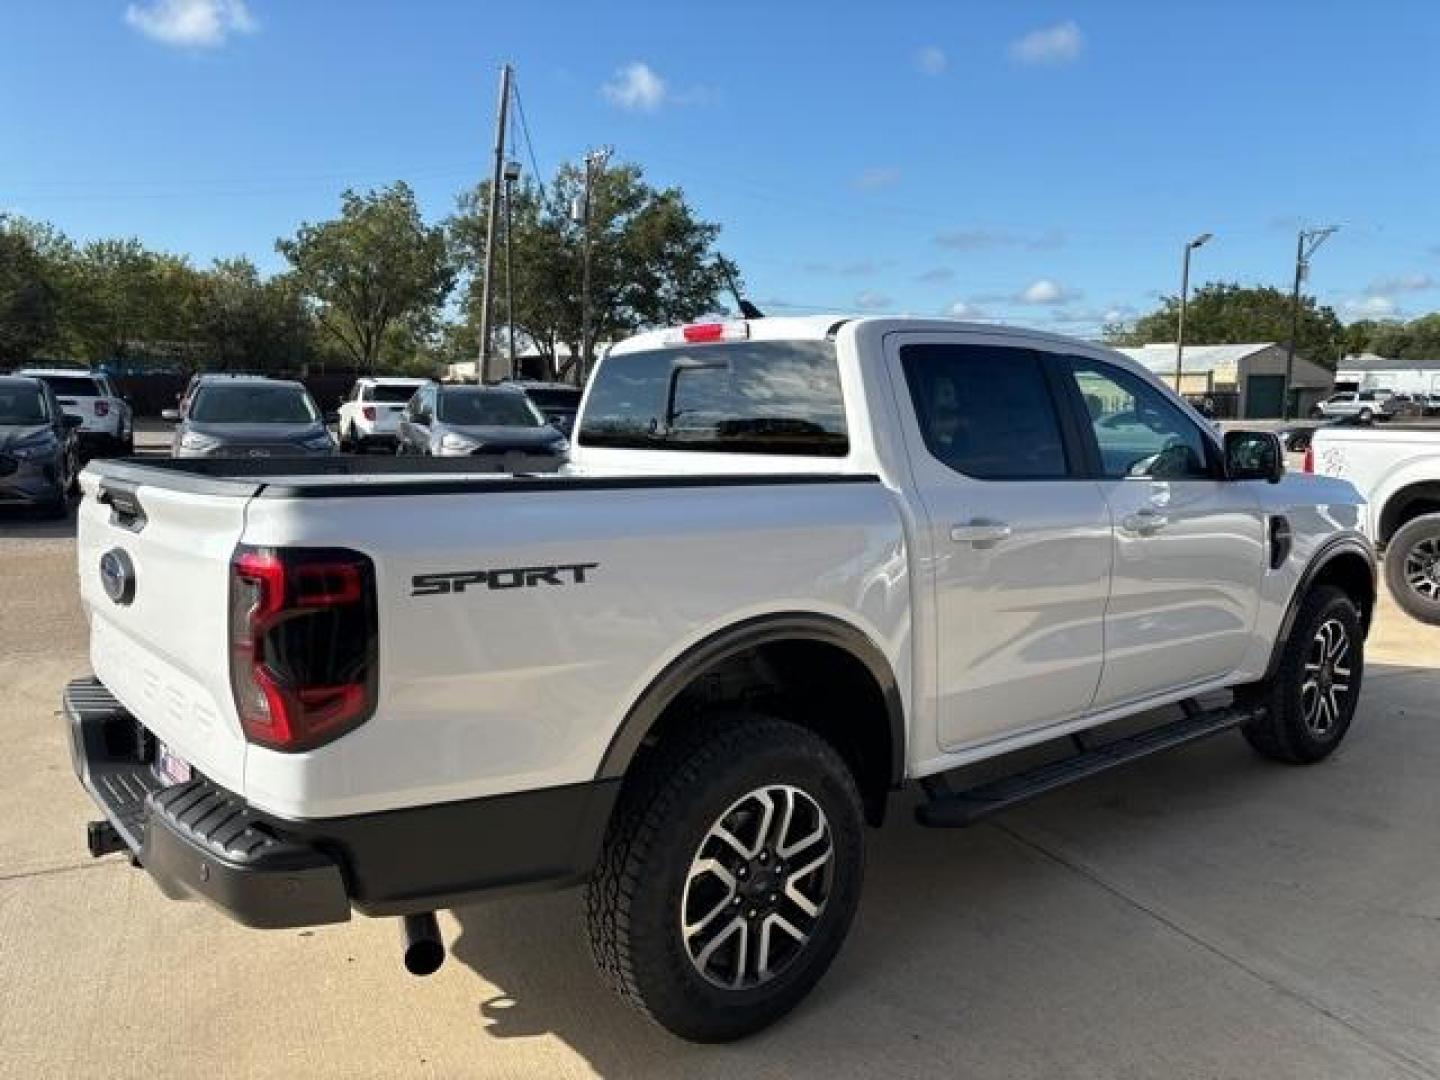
[1303,445,1314,473]
[362,406,377,421]
[94,400,110,417]
[229,546,377,752]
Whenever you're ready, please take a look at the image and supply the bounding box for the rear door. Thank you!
[1056,354,1264,707]
[886,333,1113,751]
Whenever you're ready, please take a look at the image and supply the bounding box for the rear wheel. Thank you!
[587,714,865,1042]
[1358,407,1374,424]
[1385,514,1440,626]
[1237,585,1363,763]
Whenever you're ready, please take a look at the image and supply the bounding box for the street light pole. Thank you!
[1174,232,1212,393]
[503,160,521,381]
[1282,226,1338,420]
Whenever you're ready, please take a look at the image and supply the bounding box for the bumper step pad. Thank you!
[63,676,351,928]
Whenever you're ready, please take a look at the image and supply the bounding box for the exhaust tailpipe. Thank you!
[400,912,445,976]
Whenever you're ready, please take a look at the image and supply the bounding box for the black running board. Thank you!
[915,702,1259,828]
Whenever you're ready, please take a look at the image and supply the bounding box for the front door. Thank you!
[888,336,1113,752]
[1060,355,1265,708]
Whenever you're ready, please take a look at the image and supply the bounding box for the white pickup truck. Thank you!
[1307,422,1440,624]
[66,316,1376,1042]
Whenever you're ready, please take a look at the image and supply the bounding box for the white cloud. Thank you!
[934,227,1064,251]
[949,300,990,319]
[124,0,256,48]
[1015,278,1076,304]
[915,46,947,76]
[1009,20,1083,66]
[854,166,901,191]
[855,290,893,311]
[917,267,956,284]
[1342,295,1399,320]
[1366,273,1434,295]
[601,62,667,112]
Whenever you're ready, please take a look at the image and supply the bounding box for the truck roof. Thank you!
[356,376,429,385]
[608,315,1118,360]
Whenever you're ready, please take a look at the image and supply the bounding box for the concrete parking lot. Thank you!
[2,452,1438,1078]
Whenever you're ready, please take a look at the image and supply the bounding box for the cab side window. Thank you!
[900,343,1069,479]
[1066,359,1214,480]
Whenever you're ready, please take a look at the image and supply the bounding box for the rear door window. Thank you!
[899,343,1069,479]
[579,340,848,456]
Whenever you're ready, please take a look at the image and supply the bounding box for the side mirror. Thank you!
[1224,429,1284,483]
[62,414,85,429]
[161,408,181,422]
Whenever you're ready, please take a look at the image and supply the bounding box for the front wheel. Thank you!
[586,714,865,1042]
[1385,514,1440,626]
[1358,408,1374,424]
[1237,585,1364,764]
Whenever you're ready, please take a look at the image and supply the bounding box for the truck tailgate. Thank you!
[76,471,251,795]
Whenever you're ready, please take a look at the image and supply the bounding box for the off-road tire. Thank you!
[1237,585,1363,764]
[1385,514,1440,626]
[586,713,865,1043]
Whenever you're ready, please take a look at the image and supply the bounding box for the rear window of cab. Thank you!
[578,340,848,456]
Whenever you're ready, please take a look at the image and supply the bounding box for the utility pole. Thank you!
[503,160,521,380]
[576,146,612,387]
[1282,225,1338,419]
[1174,231,1213,393]
[476,63,512,384]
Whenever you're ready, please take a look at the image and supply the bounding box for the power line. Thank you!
[509,76,546,201]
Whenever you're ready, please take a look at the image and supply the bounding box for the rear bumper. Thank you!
[64,677,619,928]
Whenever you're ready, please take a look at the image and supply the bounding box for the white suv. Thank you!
[337,377,430,452]
[17,368,133,458]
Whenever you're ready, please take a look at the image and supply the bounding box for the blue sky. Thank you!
[4,1,1438,337]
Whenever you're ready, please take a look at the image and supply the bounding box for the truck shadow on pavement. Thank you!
[448,665,1440,1078]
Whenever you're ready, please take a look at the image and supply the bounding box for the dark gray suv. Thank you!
[165,377,335,458]
[397,383,568,469]
[0,375,81,517]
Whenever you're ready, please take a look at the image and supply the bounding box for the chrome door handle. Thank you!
[1123,508,1169,535]
[950,519,1013,546]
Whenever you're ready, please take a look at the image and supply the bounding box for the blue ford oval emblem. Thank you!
[99,548,136,606]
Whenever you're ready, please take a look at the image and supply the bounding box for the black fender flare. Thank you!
[1263,535,1377,680]
[595,611,906,788]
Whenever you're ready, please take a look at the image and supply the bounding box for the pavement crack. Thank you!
[0,858,127,884]
[993,820,1440,1080]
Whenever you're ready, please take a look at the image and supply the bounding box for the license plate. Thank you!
[156,743,192,786]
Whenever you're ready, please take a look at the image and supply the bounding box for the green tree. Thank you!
[276,182,453,372]
[61,238,202,362]
[0,218,60,364]
[450,159,736,379]
[1106,282,1344,365]
[193,258,315,371]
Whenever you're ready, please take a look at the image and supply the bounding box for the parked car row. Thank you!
[159,374,578,471]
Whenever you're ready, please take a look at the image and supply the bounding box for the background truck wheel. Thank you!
[586,713,865,1043]
[1236,585,1363,764]
[1385,514,1440,626]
